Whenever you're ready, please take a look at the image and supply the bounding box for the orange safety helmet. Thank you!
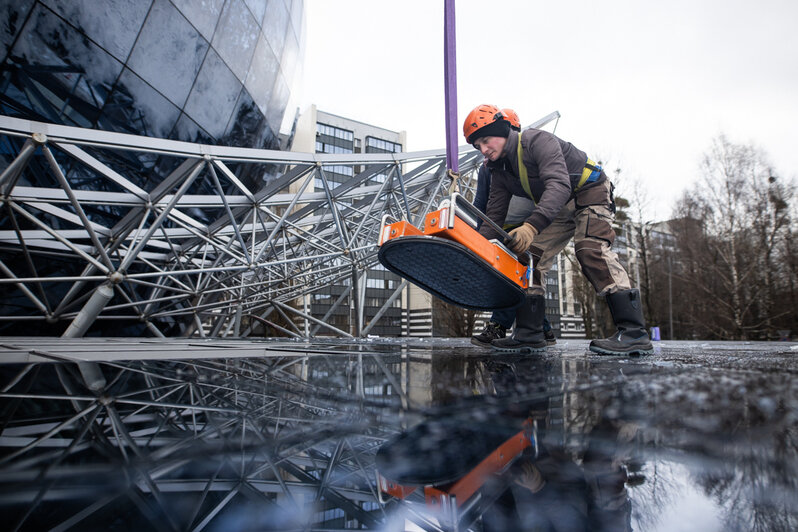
[463,104,505,144]
[501,108,521,130]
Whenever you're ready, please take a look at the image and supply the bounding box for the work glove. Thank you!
[506,223,538,254]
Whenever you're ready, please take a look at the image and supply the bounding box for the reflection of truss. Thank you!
[0,115,484,338]
[0,340,413,530]
[0,338,572,531]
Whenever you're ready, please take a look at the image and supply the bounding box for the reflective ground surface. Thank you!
[2,337,798,531]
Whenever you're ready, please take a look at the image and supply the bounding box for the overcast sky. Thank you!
[298,0,798,220]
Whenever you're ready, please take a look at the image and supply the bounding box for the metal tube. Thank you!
[62,281,114,338]
[119,159,206,272]
[362,280,407,336]
[0,259,48,313]
[352,265,363,337]
[310,285,353,336]
[0,139,36,195]
[7,201,110,274]
[207,161,251,264]
[62,281,115,391]
[272,300,353,338]
[42,144,113,269]
[233,303,242,337]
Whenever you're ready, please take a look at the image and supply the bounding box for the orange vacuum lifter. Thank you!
[377,193,531,311]
[376,418,538,529]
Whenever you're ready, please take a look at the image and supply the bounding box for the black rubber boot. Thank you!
[589,289,653,355]
[491,295,548,353]
[543,317,557,345]
[471,321,507,347]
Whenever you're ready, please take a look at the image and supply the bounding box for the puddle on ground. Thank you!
[1,340,796,530]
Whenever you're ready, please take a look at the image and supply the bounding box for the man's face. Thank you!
[473,136,507,161]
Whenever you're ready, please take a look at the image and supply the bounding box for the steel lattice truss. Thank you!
[0,115,486,338]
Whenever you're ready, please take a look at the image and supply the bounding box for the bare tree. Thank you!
[669,135,796,340]
[432,297,477,337]
[747,172,793,338]
[627,177,657,326]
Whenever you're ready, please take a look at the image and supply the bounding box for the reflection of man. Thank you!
[581,417,636,531]
[378,358,637,531]
[477,360,634,531]
[478,426,633,532]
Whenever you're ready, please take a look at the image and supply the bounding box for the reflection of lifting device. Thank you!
[376,418,538,531]
[378,193,532,311]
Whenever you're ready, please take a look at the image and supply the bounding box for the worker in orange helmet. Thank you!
[471,108,556,348]
[463,104,652,355]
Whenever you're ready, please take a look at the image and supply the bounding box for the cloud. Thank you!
[300,0,798,219]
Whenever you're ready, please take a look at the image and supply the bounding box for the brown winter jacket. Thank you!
[478,129,606,240]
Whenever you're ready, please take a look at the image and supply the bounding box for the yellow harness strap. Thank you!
[517,134,536,205]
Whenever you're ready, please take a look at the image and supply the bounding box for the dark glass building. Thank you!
[0,0,304,150]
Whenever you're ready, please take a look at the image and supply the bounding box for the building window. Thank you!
[316,123,354,154]
[364,136,401,184]
[365,136,402,153]
[316,123,353,142]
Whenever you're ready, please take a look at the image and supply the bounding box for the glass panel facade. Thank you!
[211,0,260,83]
[183,48,241,138]
[172,108,212,144]
[280,11,300,85]
[261,0,289,59]
[1,0,34,61]
[170,0,226,41]
[127,0,208,108]
[111,68,181,138]
[42,0,151,62]
[15,4,124,93]
[245,32,280,115]
[267,71,290,132]
[244,0,268,25]
[1,0,304,150]
[0,1,305,337]
[226,88,273,149]
[289,0,304,39]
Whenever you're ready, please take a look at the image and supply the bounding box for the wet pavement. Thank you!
[1,337,798,531]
